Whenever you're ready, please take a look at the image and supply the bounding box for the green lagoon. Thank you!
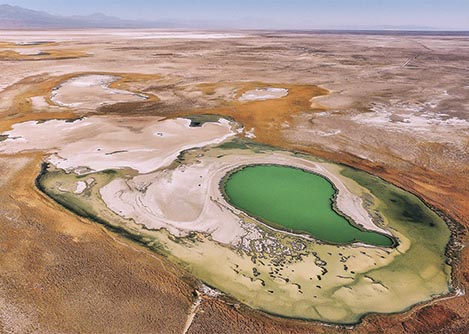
[223,164,393,247]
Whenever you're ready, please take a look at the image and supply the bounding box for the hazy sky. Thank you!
[5,0,469,30]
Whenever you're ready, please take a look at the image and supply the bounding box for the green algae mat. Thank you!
[223,164,393,246]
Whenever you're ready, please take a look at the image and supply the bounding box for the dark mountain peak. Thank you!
[0,3,164,29]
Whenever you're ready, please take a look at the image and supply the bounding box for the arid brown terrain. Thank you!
[0,30,468,333]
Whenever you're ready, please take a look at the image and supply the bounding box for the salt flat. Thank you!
[1,116,236,173]
[0,29,466,334]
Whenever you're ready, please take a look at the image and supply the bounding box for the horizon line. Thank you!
[0,27,468,33]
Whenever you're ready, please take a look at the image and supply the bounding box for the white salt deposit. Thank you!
[239,88,288,101]
[50,74,147,109]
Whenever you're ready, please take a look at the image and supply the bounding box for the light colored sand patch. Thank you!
[0,157,30,189]
[244,128,256,138]
[0,117,236,174]
[299,128,342,137]
[109,32,245,39]
[50,74,147,109]
[352,95,469,135]
[239,88,288,101]
[310,93,355,109]
[10,48,43,55]
[74,181,87,194]
[30,96,51,110]
[200,284,222,297]
[0,30,248,42]
[100,162,244,244]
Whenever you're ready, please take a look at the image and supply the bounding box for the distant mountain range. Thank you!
[1,4,466,31]
[0,4,169,29]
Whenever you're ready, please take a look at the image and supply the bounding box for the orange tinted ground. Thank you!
[3,74,465,230]
[0,153,195,333]
[0,49,88,61]
[2,72,466,248]
[0,41,57,48]
[1,73,467,334]
[0,72,161,132]
[182,82,328,146]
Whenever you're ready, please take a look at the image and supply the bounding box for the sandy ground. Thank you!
[239,88,288,101]
[1,117,236,173]
[9,48,42,55]
[0,29,468,333]
[0,30,246,42]
[50,74,147,109]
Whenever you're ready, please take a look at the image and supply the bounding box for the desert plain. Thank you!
[0,29,468,333]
